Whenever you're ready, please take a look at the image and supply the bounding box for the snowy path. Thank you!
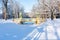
[23,19,60,40]
[0,19,60,40]
[0,22,36,40]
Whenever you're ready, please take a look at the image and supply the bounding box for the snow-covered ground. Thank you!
[23,19,60,40]
[0,19,60,40]
[0,19,14,24]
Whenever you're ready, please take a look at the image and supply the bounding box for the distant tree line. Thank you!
[31,0,60,20]
[1,0,25,20]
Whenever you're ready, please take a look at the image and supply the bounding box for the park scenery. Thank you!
[0,0,60,40]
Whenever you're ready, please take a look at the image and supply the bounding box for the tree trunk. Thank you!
[3,8,7,20]
[18,12,20,18]
[51,11,54,20]
[2,0,8,20]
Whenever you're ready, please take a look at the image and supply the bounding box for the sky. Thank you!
[0,1,2,14]
[0,0,37,13]
[20,0,37,12]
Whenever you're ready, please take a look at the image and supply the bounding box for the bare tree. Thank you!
[35,0,60,20]
[2,0,8,20]
[43,0,60,20]
[2,0,21,19]
[10,0,21,18]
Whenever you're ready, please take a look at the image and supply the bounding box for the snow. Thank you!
[0,19,14,24]
[23,19,60,40]
[0,20,36,40]
[0,19,60,40]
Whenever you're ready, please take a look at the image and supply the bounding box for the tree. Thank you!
[36,0,60,20]
[9,0,22,18]
[43,0,60,20]
[2,0,21,19]
[2,0,8,20]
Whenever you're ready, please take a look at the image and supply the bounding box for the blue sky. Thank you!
[0,0,37,13]
[20,0,37,12]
